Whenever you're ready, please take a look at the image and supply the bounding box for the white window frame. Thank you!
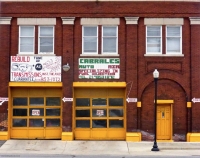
[146,26,162,54]
[19,26,35,54]
[38,26,54,54]
[166,26,182,54]
[102,26,118,54]
[82,26,98,54]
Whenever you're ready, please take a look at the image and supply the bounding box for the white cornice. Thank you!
[0,17,12,25]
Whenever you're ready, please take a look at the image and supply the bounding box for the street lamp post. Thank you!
[151,69,159,151]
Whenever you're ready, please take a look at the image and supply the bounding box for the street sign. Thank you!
[126,97,137,103]
[192,98,200,103]
[0,97,9,106]
[0,97,8,101]
[62,97,73,102]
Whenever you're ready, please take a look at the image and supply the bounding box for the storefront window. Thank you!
[13,109,27,116]
[76,120,90,128]
[46,119,60,127]
[76,98,90,106]
[109,109,123,117]
[13,119,27,127]
[46,97,60,106]
[92,120,107,128]
[92,98,107,106]
[30,97,44,106]
[13,98,27,106]
[29,119,44,127]
[76,110,90,117]
[109,98,123,106]
[109,120,123,128]
[46,108,60,116]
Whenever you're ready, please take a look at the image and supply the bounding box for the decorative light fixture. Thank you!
[62,63,70,72]
[151,69,159,151]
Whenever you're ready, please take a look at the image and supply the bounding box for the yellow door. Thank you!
[74,88,126,140]
[10,88,62,139]
[157,105,171,140]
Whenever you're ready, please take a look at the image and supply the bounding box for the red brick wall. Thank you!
[0,1,200,140]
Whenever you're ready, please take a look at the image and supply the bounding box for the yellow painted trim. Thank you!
[157,100,174,104]
[187,102,192,108]
[187,133,200,142]
[62,132,74,141]
[9,82,62,87]
[0,132,9,140]
[73,82,126,88]
[126,132,141,142]
[137,101,141,107]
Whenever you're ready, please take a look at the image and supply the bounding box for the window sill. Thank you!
[144,54,184,57]
[17,54,55,56]
[80,54,119,57]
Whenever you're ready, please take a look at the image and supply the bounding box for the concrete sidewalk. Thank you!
[0,140,200,156]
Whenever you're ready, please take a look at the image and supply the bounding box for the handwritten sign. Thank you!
[79,58,120,79]
[32,109,40,116]
[10,56,61,82]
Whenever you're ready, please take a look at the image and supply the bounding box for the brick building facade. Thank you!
[0,0,200,142]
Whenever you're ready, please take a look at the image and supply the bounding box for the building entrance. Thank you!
[10,87,62,139]
[73,85,126,140]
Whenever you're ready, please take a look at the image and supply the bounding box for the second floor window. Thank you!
[82,26,118,55]
[146,25,182,55]
[19,26,54,54]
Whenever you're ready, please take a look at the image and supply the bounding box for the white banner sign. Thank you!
[10,56,61,82]
[79,58,120,79]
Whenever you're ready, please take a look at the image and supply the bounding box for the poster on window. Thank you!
[79,58,120,79]
[32,109,40,116]
[10,56,61,82]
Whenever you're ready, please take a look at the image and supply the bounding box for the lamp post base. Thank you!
[151,142,159,151]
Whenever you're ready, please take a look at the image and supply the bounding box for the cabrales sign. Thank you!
[79,58,120,79]
[10,56,61,82]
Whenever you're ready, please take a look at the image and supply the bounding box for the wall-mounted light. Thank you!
[63,63,70,72]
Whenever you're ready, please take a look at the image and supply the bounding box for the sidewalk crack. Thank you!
[126,142,130,154]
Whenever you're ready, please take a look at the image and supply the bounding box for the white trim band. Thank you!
[144,18,184,25]
[17,18,56,25]
[81,18,120,25]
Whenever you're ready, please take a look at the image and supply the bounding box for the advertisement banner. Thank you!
[79,58,120,79]
[10,56,61,82]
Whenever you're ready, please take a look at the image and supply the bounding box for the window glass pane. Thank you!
[46,119,60,127]
[29,108,44,116]
[109,120,123,128]
[46,108,60,116]
[92,98,107,106]
[109,109,123,117]
[30,98,44,106]
[167,27,180,36]
[20,37,34,52]
[103,27,116,36]
[13,98,27,106]
[109,98,123,106]
[76,120,90,128]
[20,26,34,36]
[147,26,160,36]
[84,27,97,36]
[167,37,180,52]
[13,109,27,116]
[76,98,90,106]
[103,38,116,52]
[40,27,53,36]
[29,119,44,127]
[92,120,107,128]
[76,110,90,117]
[46,97,60,106]
[147,37,161,52]
[40,38,53,52]
[92,109,107,117]
[84,37,97,52]
[13,119,27,127]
